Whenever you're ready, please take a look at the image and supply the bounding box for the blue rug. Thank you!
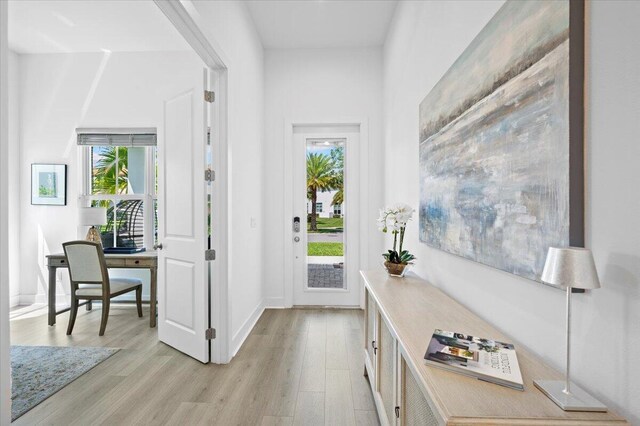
[11,345,119,421]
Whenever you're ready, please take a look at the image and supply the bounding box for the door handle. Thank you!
[154,243,164,250]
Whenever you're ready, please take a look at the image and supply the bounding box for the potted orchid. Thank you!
[378,203,416,277]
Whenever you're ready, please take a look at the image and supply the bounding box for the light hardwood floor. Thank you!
[10,305,379,425]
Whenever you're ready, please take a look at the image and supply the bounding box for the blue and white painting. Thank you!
[419,0,583,281]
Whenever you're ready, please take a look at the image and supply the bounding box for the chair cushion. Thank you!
[76,278,142,297]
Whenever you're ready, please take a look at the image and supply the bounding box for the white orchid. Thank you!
[378,203,416,265]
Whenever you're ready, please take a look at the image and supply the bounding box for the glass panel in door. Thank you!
[305,138,345,289]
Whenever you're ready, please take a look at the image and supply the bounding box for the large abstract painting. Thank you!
[419,1,584,281]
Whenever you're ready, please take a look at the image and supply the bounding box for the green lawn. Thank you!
[308,217,343,233]
[308,242,344,256]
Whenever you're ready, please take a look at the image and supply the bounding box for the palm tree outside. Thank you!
[91,146,144,247]
[92,146,129,195]
[306,152,337,231]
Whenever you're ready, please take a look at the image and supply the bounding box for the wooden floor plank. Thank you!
[355,410,380,426]
[262,416,294,426]
[298,329,326,392]
[293,391,324,426]
[325,369,357,426]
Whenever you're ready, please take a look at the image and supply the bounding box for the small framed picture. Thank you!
[31,164,67,206]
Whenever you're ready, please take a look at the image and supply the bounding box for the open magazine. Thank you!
[424,329,524,390]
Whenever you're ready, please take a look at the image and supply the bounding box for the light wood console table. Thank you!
[47,252,158,328]
[361,269,627,425]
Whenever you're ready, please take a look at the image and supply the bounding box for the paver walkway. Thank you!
[308,263,344,288]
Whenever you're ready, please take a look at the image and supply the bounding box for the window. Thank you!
[316,202,323,213]
[79,131,157,249]
[333,204,342,215]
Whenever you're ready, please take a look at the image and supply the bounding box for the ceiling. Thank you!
[8,0,191,54]
[245,0,398,49]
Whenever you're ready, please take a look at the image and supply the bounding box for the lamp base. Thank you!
[85,226,102,245]
[534,380,607,412]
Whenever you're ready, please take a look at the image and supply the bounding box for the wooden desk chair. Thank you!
[63,241,143,336]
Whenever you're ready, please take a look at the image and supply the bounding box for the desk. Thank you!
[46,252,158,328]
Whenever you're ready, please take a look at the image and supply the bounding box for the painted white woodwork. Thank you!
[0,2,11,422]
[157,68,209,363]
[292,128,361,306]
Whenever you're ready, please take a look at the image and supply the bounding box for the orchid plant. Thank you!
[378,203,416,265]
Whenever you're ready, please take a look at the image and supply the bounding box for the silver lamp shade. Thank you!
[541,247,601,290]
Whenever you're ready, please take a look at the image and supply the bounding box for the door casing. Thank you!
[284,119,370,308]
[154,0,230,363]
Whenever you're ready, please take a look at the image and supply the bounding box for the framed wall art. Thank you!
[418,0,585,281]
[31,164,67,206]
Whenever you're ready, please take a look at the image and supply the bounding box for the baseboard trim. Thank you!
[18,294,36,305]
[264,297,285,308]
[9,295,19,308]
[231,300,265,357]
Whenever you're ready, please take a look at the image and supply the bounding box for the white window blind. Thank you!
[76,128,157,146]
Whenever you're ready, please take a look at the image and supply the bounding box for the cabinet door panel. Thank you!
[402,356,440,426]
[379,317,396,424]
[366,292,376,364]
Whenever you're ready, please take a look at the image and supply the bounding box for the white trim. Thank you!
[9,296,19,308]
[284,118,369,308]
[0,1,11,422]
[19,295,37,306]
[264,297,285,308]
[154,0,230,364]
[76,127,157,135]
[231,301,265,357]
[79,145,157,250]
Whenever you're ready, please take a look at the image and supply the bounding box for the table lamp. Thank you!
[78,207,107,245]
[534,247,607,412]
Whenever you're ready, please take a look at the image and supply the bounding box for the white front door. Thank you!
[292,127,361,306]
[157,68,210,363]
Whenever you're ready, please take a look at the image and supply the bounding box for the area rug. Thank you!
[11,345,119,421]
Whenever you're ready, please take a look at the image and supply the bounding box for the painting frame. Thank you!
[418,0,585,282]
[31,164,67,206]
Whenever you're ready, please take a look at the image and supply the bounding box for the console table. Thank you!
[361,270,627,425]
[46,252,158,328]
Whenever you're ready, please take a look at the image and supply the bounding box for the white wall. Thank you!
[186,1,265,356]
[7,50,19,307]
[383,1,640,422]
[17,50,203,304]
[263,48,384,307]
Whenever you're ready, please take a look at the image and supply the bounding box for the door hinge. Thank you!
[204,90,215,103]
[395,406,400,419]
[205,249,216,261]
[205,328,216,340]
[205,169,215,182]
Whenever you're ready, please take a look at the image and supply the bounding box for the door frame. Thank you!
[283,118,370,308]
[154,0,230,363]
[1,1,11,422]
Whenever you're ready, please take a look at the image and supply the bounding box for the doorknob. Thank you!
[154,243,164,250]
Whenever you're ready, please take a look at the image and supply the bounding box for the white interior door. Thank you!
[292,127,361,306]
[157,68,210,363]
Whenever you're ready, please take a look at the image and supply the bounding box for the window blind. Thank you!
[76,128,157,146]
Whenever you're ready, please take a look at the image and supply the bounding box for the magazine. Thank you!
[424,329,524,390]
